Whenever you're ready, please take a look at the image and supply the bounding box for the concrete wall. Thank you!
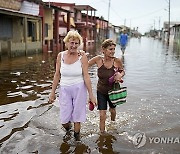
[8,41,26,57]
[27,41,41,53]
[1,41,8,53]
[8,41,42,57]
[13,17,24,42]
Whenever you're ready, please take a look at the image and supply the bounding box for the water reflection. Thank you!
[96,134,117,154]
[60,142,71,153]
[60,142,90,154]
[0,53,56,105]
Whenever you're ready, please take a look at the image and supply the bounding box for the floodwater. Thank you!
[0,37,180,154]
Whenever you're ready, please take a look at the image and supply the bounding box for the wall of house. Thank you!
[37,20,41,42]
[7,41,42,57]
[174,26,180,48]
[169,27,175,46]
[0,0,21,11]
[44,8,53,40]
[26,42,41,54]
[12,17,24,42]
[8,41,26,57]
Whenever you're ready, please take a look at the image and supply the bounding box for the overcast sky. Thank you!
[44,0,180,34]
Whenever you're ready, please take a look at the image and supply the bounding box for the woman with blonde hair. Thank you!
[49,30,96,141]
[88,39,125,133]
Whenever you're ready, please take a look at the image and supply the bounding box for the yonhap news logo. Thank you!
[132,132,146,148]
[132,132,180,148]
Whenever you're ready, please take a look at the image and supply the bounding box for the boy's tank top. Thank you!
[60,51,84,86]
[97,58,115,94]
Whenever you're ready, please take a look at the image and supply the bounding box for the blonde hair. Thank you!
[63,30,83,45]
[101,39,116,49]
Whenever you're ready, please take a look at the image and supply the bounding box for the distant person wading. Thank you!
[119,30,128,55]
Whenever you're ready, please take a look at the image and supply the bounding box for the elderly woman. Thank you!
[49,30,96,141]
[88,39,125,133]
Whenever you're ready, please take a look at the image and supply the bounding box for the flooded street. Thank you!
[0,37,180,153]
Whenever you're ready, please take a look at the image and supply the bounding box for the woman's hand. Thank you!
[89,95,97,106]
[48,93,56,103]
[114,72,123,82]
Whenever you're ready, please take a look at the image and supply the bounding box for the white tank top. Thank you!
[60,51,84,86]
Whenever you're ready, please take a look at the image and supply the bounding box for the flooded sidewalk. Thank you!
[0,37,180,153]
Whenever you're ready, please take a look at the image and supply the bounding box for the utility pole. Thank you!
[167,0,170,45]
[159,16,161,30]
[107,0,111,38]
[108,0,111,23]
[124,18,126,26]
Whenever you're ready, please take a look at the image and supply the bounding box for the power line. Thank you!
[110,6,165,21]
[89,0,168,29]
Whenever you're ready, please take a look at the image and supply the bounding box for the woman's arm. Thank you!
[49,53,61,103]
[114,58,125,81]
[81,52,96,105]
[88,56,99,67]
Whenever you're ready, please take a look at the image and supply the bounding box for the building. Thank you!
[0,0,42,59]
[40,2,72,52]
[173,24,180,50]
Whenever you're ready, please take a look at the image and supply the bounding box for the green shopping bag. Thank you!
[108,82,127,106]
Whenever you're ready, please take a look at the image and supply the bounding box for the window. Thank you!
[28,21,36,41]
[45,23,48,37]
[0,16,12,39]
